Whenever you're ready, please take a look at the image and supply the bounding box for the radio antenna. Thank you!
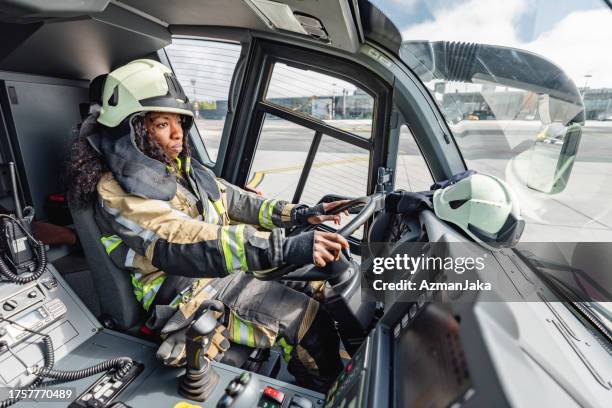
[8,162,22,219]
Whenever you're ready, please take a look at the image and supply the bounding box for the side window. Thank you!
[265,63,374,138]
[165,38,242,162]
[248,63,374,205]
[394,124,433,192]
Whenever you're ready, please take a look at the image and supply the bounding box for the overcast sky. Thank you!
[372,0,612,88]
[168,1,612,103]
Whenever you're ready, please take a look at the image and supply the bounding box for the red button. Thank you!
[263,386,285,404]
[346,363,353,372]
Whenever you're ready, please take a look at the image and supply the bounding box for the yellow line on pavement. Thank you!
[246,155,368,188]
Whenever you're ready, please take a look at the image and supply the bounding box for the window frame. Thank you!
[226,40,392,205]
[159,35,249,172]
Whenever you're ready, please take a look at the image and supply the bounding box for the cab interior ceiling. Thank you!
[0,0,401,80]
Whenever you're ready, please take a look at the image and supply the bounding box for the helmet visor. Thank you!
[139,73,192,113]
[467,213,525,248]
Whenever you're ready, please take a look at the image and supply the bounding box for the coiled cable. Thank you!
[0,337,53,408]
[0,318,133,407]
[34,356,134,382]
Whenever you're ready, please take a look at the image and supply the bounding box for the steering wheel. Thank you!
[253,193,385,281]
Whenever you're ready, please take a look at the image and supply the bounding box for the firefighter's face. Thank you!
[145,112,184,159]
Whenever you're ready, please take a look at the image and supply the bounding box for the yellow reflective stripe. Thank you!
[235,225,247,270]
[175,157,182,172]
[258,200,267,227]
[277,337,294,362]
[212,199,225,217]
[267,199,277,228]
[130,272,166,311]
[220,225,248,273]
[220,226,234,273]
[230,312,256,347]
[185,157,191,174]
[141,275,166,311]
[100,235,122,255]
[258,199,277,229]
[130,273,144,302]
[247,322,255,348]
[231,313,244,344]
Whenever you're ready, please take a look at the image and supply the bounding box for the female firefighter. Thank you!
[66,59,348,391]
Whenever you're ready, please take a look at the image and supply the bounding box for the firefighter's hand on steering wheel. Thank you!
[293,201,351,226]
[313,231,349,267]
[307,200,350,225]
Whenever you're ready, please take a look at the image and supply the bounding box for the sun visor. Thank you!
[357,0,402,54]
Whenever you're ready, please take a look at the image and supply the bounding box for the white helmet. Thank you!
[98,59,193,128]
[433,174,524,249]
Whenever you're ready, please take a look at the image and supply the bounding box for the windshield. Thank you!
[372,0,612,329]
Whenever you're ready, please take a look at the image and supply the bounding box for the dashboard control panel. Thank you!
[324,337,370,408]
[0,286,67,353]
[215,372,323,408]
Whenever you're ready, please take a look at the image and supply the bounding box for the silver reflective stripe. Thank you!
[202,284,218,298]
[124,248,136,268]
[101,202,158,245]
[205,200,219,224]
[141,284,159,307]
[114,214,142,233]
[226,227,242,270]
[239,320,249,344]
[138,229,156,246]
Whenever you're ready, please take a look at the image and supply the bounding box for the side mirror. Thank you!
[527,123,582,194]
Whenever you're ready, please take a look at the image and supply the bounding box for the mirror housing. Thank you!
[527,123,582,194]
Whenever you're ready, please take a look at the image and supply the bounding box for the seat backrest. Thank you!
[67,73,142,330]
[69,202,142,330]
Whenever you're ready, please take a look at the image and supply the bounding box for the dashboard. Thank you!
[1,213,611,408]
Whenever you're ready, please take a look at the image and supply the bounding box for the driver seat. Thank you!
[69,74,142,331]
[70,202,142,331]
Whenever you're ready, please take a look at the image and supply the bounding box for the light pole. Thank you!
[190,78,197,102]
[582,74,592,95]
[342,88,347,118]
[331,83,336,120]
[190,78,199,118]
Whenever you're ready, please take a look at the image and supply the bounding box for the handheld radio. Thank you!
[0,162,46,283]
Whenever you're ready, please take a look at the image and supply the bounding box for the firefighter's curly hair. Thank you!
[66,113,192,207]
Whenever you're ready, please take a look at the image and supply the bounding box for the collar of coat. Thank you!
[87,115,221,203]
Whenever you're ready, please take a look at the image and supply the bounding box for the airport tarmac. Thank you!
[195,118,612,242]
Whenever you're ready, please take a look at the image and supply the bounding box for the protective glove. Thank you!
[156,299,230,367]
[291,203,326,225]
[156,322,231,367]
[156,326,190,366]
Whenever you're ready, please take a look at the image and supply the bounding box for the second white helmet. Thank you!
[433,174,524,248]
